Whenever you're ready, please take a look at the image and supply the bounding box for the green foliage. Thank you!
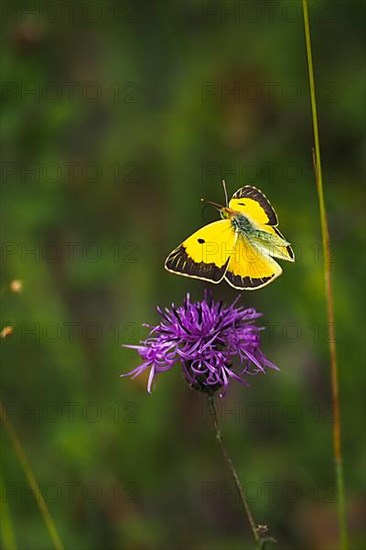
[1,1,365,548]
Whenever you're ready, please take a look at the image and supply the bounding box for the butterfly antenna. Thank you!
[200,198,224,212]
[222,179,229,206]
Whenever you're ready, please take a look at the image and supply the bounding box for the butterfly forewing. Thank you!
[230,186,278,226]
[164,220,236,283]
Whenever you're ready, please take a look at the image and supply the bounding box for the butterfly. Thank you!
[164,181,294,290]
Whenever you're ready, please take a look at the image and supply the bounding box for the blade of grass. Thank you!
[0,401,64,550]
[302,2,348,549]
[0,471,18,550]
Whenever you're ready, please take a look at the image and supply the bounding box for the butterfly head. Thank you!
[220,206,240,219]
[201,198,238,219]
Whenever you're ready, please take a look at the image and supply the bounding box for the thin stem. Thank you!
[302,2,348,549]
[207,395,260,547]
[0,401,64,550]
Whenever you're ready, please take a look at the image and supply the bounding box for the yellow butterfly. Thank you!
[165,182,294,290]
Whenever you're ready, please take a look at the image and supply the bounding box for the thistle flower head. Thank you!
[122,291,277,396]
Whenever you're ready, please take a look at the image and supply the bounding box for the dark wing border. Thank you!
[224,271,279,290]
[165,245,230,283]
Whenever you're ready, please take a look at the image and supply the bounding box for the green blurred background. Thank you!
[1,1,365,549]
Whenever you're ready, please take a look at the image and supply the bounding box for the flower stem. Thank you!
[207,395,272,549]
[302,2,348,549]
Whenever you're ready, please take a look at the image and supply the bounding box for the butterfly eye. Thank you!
[198,238,205,244]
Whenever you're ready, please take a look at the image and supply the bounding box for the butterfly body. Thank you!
[165,185,294,290]
[228,211,254,233]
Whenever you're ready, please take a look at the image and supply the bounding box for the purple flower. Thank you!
[122,291,278,397]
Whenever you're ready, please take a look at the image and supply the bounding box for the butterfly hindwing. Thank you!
[230,186,278,226]
[229,186,294,263]
[263,226,295,262]
[225,235,282,290]
[165,220,236,283]
[249,225,295,263]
